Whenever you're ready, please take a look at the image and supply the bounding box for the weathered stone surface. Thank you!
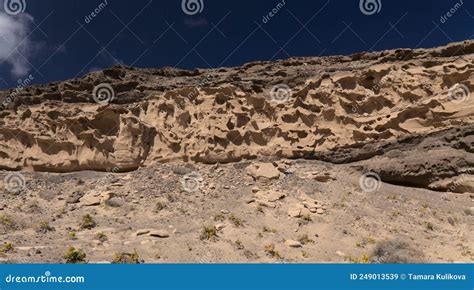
[285,240,302,248]
[248,163,281,180]
[0,41,472,188]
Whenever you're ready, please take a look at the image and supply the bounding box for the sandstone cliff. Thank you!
[0,41,473,192]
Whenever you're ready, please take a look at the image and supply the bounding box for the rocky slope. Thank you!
[0,160,473,264]
[0,41,473,264]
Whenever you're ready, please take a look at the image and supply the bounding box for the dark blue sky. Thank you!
[0,0,473,89]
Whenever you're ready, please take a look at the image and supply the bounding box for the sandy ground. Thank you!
[1,159,472,264]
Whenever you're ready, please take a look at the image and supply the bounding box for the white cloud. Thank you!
[0,8,36,78]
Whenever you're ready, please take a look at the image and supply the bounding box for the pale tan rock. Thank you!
[256,190,286,202]
[80,191,114,206]
[429,176,474,193]
[336,251,346,257]
[308,207,318,213]
[215,223,226,231]
[100,191,114,204]
[256,200,277,208]
[302,200,318,209]
[288,204,305,217]
[313,173,336,183]
[285,240,303,248]
[79,193,101,206]
[248,163,280,180]
[300,208,312,216]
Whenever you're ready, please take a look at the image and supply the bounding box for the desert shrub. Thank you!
[96,232,108,242]
[228,214,245,227]
[264,244,281,259]
[80,214,96,230]
[36,221,54,233]
[213,213,225,222]
[68,232,77,240]
[298,234,315,245]
[64,247,86,264]
[0,215,15,228]
[112,249,141,264]
[0,242,14,255]
[155,201,167,212]
[200,226,218,241]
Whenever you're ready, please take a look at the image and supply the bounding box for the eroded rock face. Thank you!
[0,41,473,191]
[351,125,474,191]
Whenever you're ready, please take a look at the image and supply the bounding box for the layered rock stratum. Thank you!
[0,41,473,192]
[1,41,473,264]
